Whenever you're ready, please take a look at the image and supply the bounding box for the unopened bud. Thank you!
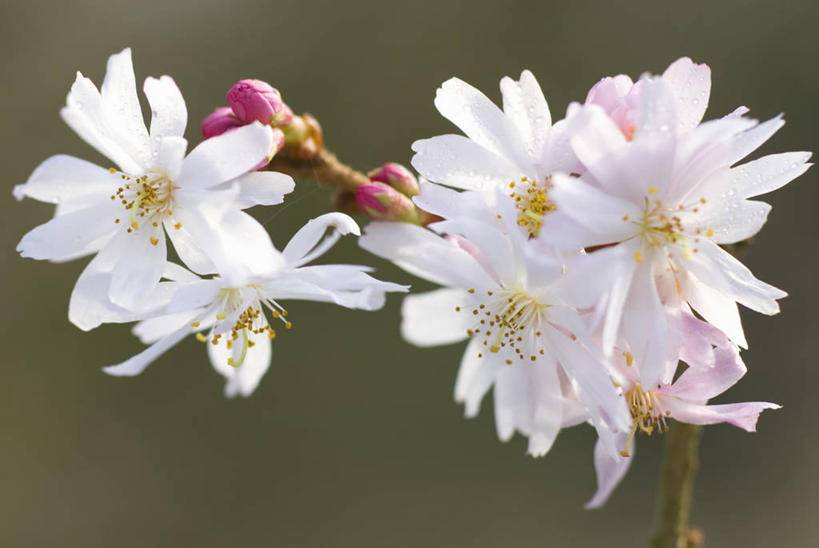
[368,163,419,197]
[201,107,243,138]
[252,127,287,171]
[226,79,292,125]
[283,113,324,161]
[355,182,419,223]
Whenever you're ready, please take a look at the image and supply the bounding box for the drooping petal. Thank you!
[585,435,633,509]
[103,325,190,377]
[665,344,746,401]
[208,330,272,398]
[400,289,471,347]
[108,223,167,309]
[143,75,187,140]
[454,338,502,418]
[228,171,296,208]
[132,310,202,344]
[411,135,523,192]
[663,398,780,432]
[282,212,359,267]
[178,122,274,189]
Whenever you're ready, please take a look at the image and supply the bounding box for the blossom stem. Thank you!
[650,422,704,548]
[268,148,371,193]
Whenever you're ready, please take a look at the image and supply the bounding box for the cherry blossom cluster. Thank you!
[14,49,405,397]
[360,58,809,506]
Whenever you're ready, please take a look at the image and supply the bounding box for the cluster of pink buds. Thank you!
[355,163,423,223]
[201,79,323,164]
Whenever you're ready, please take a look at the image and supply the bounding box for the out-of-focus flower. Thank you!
[542,76,810,386]
[14,49,296,320]
[103,213,407,397]
[360,188,631,457]
[411,71,577,237]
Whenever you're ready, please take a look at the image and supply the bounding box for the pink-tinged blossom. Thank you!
[102,213,407,397]
[355,182,419,223]
[542,76,811,384]
[14,49,296,323]
[360,186,631,458]
[226,79,293,126]
[585,312,779,508]
[580,57,713,140]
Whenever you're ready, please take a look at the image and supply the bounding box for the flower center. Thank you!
[626,189,713,263]
[109,169,182,237]
[192,287,293,368]
[458,286,550,364]
[508,176,555,237]
[620,382,670,456]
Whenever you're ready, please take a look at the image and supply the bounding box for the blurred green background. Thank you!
[1,0,817,546]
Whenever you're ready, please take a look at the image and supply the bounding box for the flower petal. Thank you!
[13,154,118,205]
[282,212,359,266]
[500,70,552,165]
[454,338,502,418]
[143,75,187,140]
[99,48,151,166]
[228,171,295,208]
[208,330,272,398]
[411,134,523,192]
[103,325,190,377]
[662,57,711,131]
[178,122,273,189]
[17,202,120,261]
[108,223,166,309]
[585,434,632,509]
[663,398,780,432]
[400,289,471,347]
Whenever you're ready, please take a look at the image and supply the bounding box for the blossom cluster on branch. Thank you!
[13,50,810,510]
[359,58,808,506]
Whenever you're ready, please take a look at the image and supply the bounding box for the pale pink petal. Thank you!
[585,435,633,509]
[401,289,471,347]
[455,338,502,418]
[500,70,552,163]
[661,57,711,131]
[663,398,780,432]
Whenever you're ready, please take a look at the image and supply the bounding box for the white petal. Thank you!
[103,325,190,377]
[567,104,627,175]
[454,338,501,418]
[164,209,217,275]
[411,135,523,192]
[360,222,497,290]
[585,435,632,509]
[682,269,747,348]
[662,57,711,131]
[178,122,273,189]
[539,118,578,175]
[13,154,117,204]
[229,171,296,208]
[208,330,272,398]
[728,151,812,199]
[428,218,518,284]
[729,115,784,165]
[143,75,187,140]
[165,279,223,314]
[704,199,772,244]
[99,48,151,166]
[434,77,532,170]
[133,310,201,344]
[547,173,641,247]
[153,136,187,180]
[17,202,120,261]
[282,212,359,266]
[108,224,166,309]
[412,181,490,220]
[500,70,552,163]
[400,289,471,347]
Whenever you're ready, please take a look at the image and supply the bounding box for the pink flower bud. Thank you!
[251,127,287,171]
[368,163,419,197]
[226,79,292,125]
[355,182,420,223]
[201,107,243,139]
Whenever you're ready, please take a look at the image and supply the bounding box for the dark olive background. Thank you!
[1,1,817,546]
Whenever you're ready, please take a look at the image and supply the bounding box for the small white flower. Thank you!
[14,48,294,321]
[103,213,407,397]
[542,76,811,386]
[360,190,630,457]
[411,71,577,238]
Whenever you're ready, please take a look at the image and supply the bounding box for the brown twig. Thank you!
[267,148,370,193]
